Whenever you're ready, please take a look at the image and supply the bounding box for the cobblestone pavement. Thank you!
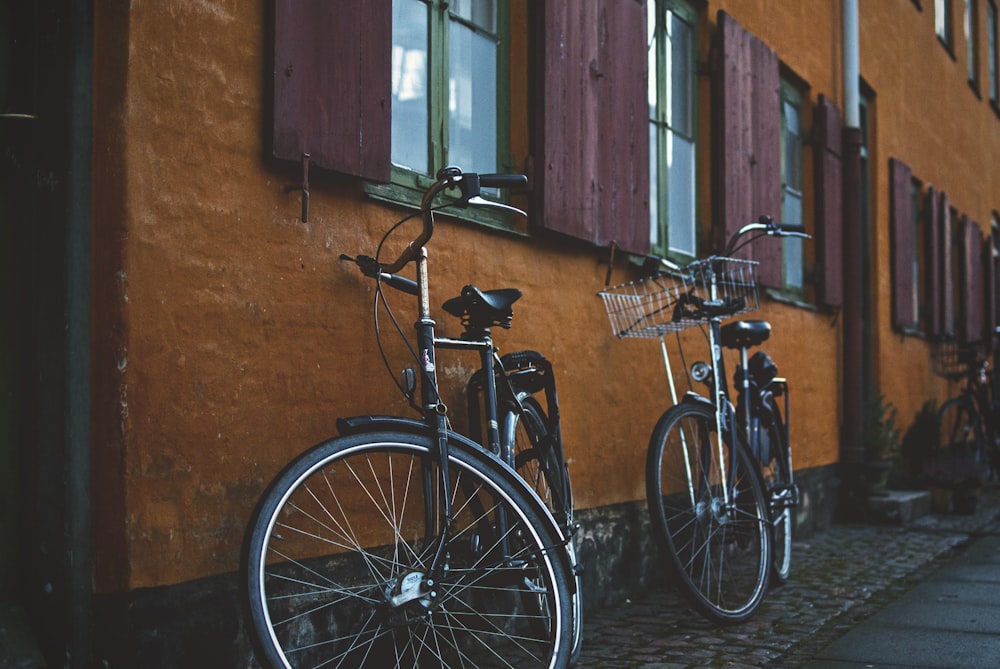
[576,486,1000,668]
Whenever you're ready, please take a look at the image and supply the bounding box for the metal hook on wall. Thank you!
[284,153,310,222]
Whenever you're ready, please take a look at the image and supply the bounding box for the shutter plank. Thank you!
[962,218,984,342]
[890,158,915,330]
[814,95,843,308]
[273,0,391,181]
[924,185,942,338]
[751,36,781,288]
[941,192,955,337]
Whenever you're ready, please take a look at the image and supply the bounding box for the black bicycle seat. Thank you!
[443,285,522,330]
[720,320,771,350]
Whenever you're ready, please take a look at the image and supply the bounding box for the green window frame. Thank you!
[780,79,805,295]
[648,0,698,262]
[371,0,515,227]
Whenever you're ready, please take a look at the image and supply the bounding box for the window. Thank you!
[989,1,999,105]
[391,0,506,180]
[938,0,954,49]
[967,0,980,89]
[648,0,698,261]
[780,80,805,294]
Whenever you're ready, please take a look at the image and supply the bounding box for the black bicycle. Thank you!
[599,216,807,623]
[242,167,575,669]
[934,341,1000,482]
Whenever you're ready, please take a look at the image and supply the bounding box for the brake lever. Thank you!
[466,195,527,217]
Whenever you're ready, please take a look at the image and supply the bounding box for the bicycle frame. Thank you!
[341,168,570,583]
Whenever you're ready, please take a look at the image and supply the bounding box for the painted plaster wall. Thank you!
[90,0,998,593]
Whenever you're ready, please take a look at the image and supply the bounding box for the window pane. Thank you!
[650,123,660,247]
[990,2,998,101]
[782,99,802,191]
[967,0,977,83]
[448,20,497,172]
[937,0,952,43]
[667,12,692,137]
[667,131,696,257]
[452,0,496,33]
[648,6,658,116]
[391,0,429,172]
[782,193,804,289]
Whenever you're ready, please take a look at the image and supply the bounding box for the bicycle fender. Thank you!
[679,391,714,410]
[336,415,572,573]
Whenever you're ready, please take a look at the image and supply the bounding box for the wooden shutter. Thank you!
[537,0,649,255]
[272,0,391,181]
[890,158,915,330]
[714,11,781,286]
[961,217,984,343]
[924,185,943,338]
[814,95,843,308]
[940,192,955,337]
[985,229,998,345]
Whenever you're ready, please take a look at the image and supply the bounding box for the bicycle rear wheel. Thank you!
[507,395,583,665]
[938,396,987,460]
[646,401,771,624]
[242,431,573,669]
[757,398,793,584]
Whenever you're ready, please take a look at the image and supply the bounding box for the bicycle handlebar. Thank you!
[723,215,811,257]
[344,167,528,279]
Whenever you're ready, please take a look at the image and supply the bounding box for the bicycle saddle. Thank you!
[443,285,522,330]
[720,320,771,349]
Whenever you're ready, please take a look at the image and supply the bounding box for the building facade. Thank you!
[3,0,999,665]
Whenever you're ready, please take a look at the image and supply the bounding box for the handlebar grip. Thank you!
[478,173,528,189]
[380,273,419,296]
[779,223,807,234]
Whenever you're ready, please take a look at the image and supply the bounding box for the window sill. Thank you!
[763,288,817,312]
[364,181,530,238]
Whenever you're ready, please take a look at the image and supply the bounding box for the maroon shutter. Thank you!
[273,0,391,182]
[890,158,915,330]
[715,11,781,286]
[538,0,649,254]
[985,231,998,345]
[924,185,942,337]
[941,192,955,337]
[961,217,984,343]
[814,95,843,308]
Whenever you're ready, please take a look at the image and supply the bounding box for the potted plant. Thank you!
[860,392,901,494]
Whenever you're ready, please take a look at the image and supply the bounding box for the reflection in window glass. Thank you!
[649,2,697,259]
[449,11,497,173]
[781,86,804,292]
[391,0,429,173]
[989,1,999,102]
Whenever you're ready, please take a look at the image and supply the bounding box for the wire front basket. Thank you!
[930,340,976,380]
[598,257,760,339]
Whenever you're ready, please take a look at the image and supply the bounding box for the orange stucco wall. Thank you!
[91,0,999,592]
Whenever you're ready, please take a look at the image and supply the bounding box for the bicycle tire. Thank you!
[506,395,583,666]
[242,430,573,669]
[757,397,793,584]
[938,396,987,462]
[646,401,771,624]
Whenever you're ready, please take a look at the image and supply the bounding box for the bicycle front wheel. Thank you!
[507,395,583,665]
[646,401,771,624]
[242,431,573,669]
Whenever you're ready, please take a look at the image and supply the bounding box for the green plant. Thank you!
[861,392,901,462]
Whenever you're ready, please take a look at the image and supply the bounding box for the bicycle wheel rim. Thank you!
[646,403,771,623]
[759,402,793,583]
[243,433,571,669]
